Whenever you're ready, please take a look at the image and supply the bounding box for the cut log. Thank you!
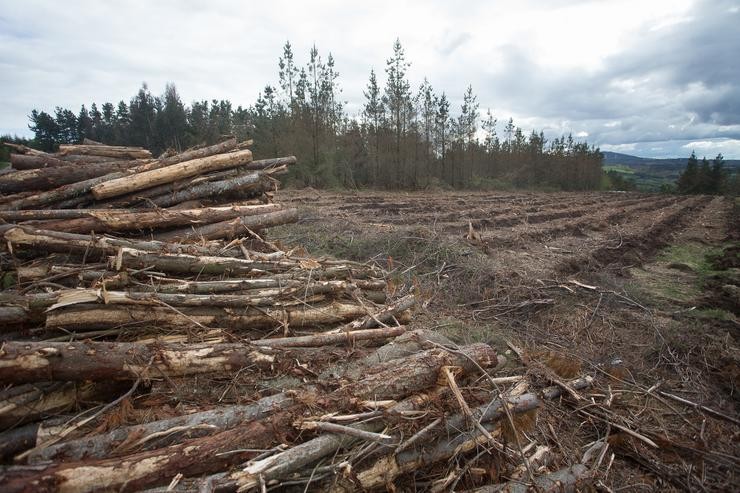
[252,326,408,348]
[2,170,132,210]
[145,170,273,208]
[221,390,445,492]
[43,301,368,331]
[19,204,284,234]
[90,149,253,200]
[1,225,219,256]
[27,392,294,463]
[9,154,70,170]
[333,394,541,492]
[240,155,296,170]
[156,207,299,241]
[0,382,124,429]
[0,341,276,383]
[329,294,416,333]
[0,418,283,493]
[98,148,294,209]
[0,160,141,194]
[1,143,47,156]
[342,343,497,401]
[82,138,103,145]
[157,138,237,166]
[58,144,152,159]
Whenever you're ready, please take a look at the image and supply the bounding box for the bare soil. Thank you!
[274,189,739,492]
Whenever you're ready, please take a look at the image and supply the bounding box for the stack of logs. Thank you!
[0,140,594,492]
[0,138,298,240]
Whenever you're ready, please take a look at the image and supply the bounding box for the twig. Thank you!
[658,391,740,426]
[298,421,395,445]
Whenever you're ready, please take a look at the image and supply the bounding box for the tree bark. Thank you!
[156,208,299,241]
[252,326,408,348]
[1,225,220,256]
[43,301,368,331]
[98,156,280,208]
[0,419,283,493]
[0,161,141,194]
[145,170,273,208]
[240,155,296,170]
[27,392,295,463]
[90,149,253,200]
[9,154,70,170]
[157,138,237,166]
[0,381,125,428]
[329,294,416,333]
[0,341,276,383]
[342,343,497,401]
[58,144,152,159]
[13,204,283,234]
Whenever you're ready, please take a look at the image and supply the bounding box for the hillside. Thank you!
[602,151,740,191]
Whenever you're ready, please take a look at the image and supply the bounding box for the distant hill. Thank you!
[601,151,739,191]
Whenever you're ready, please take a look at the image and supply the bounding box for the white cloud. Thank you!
[0,0,738,158]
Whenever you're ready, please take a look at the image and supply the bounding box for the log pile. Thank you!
[0,141,601,491]
[0,139,297,239]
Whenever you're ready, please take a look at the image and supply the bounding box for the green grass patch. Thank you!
[657,243,724,278]
[687,308,736,322]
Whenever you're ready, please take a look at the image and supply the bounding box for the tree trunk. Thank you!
[9,154,70,170]
[58,144,152,159]
[1,225,220,256]
[0,161,141,194]
[157,138,237,166]
[43,301,368,331]
[0,419,284,493]
[240,155,296,170]
[145,170,273,208]
[0,341,276,383]
[155,208,299,241]
[27,392,295,463]
[11,204,283,234]
[342,343,497,401]
[90,149,253,200]
[252,326,407,348]
[98,157,283,208]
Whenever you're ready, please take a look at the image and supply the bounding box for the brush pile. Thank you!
[0,139,600,492]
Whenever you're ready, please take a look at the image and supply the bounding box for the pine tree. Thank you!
[28,110,59,151]
[77,105,93,142]
[363,69,384,185]
[710,153,725,194]
[383,39,413,186]
[156,83,188,152]
[677,151,700,194]
[278,41,298,110]
[436,93,450,185]
[698,157,712,194]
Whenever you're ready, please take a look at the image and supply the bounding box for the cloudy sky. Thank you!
[1,0,738,158]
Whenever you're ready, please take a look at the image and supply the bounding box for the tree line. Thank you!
[676,151,735,195]
[17,39,604,190]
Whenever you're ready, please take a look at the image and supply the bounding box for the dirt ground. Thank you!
[273,189,739,492]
